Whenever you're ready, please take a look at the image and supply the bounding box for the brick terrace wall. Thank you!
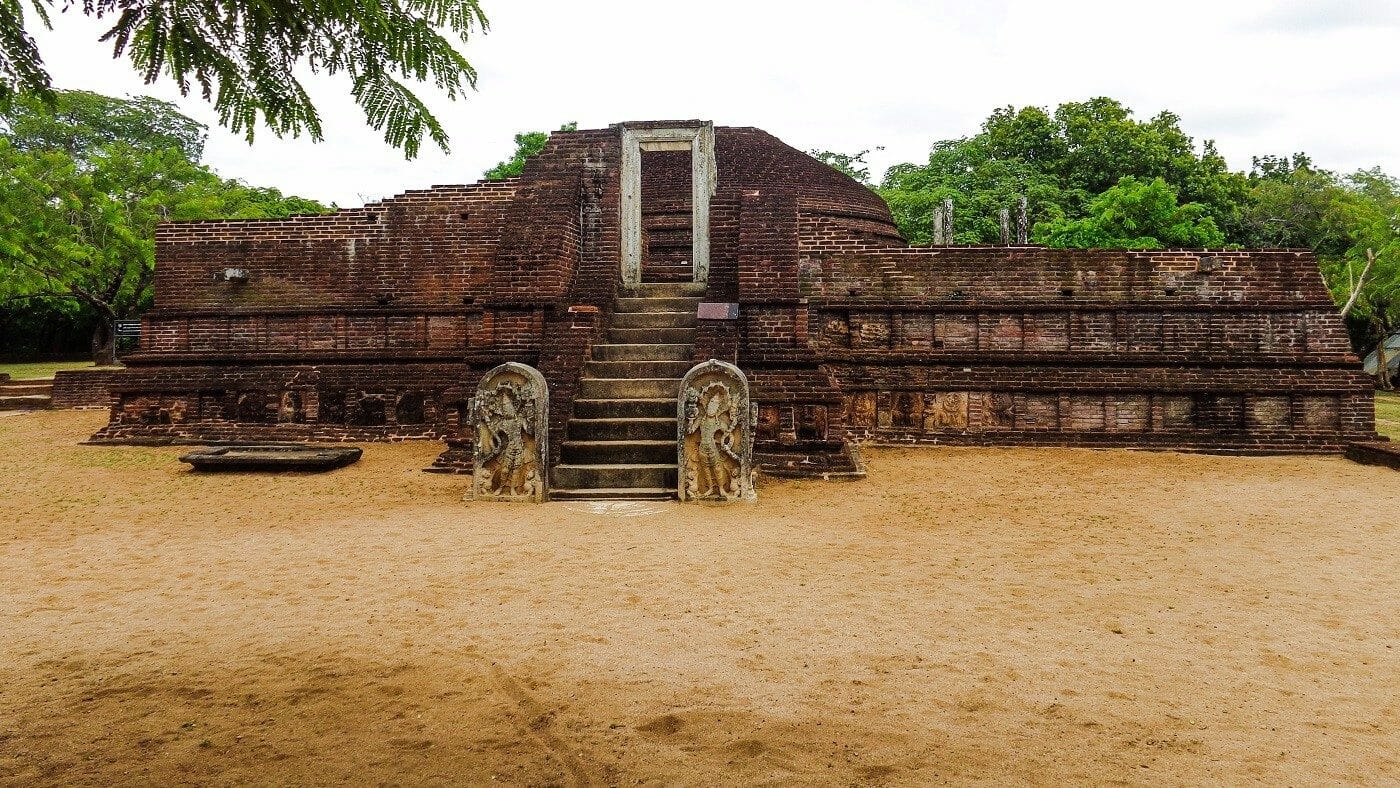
[152,180,519,313]
[103,129,619,446]
[125,177,529,442]
[91,362,472,444]
[52,368,126,408]
[740,243,1377,455]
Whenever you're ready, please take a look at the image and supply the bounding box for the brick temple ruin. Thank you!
[91,120,1379,498]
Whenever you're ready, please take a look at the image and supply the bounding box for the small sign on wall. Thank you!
[697,302,739,320]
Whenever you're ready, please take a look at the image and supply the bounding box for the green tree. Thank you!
[1032,176,1225,249]
[880,138,1066,245]
[0,0,488,158]
[1239,155,1359,253]
[1238,155,1400,372]
[878,98,1250,245]
[483,121,577,180]
[810,148,882,185]
[0,90,329,364]
[1,89,204,161]
[1312,170,1400,387]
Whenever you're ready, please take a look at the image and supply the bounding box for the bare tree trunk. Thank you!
[1378,335,1395,391]
[91,317,117,366]
[1340,248,1375,319]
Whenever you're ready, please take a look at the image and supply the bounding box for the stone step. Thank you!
[616,296,703,313]
[552,463,677,490]
[591,343,692,362]
[610,311,696,329]
[550,487,675,501]
[622,283,707,298]
[607,327,696,344]
[577,377,682,400]
[583,360,694,379]
[567,417,676,441]
[0,382,54,395]
[561,440,674,464]
[572,398,674,419]
[0,394,53,410]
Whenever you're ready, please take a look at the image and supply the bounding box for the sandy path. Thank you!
[1,410,1396,786]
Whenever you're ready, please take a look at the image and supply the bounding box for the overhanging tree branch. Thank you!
[2,0,489,158]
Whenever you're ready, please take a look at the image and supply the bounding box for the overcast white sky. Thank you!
[29,0,1400,207]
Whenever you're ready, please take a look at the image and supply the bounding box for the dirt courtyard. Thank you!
[1,410,1396,786]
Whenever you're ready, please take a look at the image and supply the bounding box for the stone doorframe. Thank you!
[618,121,717,287]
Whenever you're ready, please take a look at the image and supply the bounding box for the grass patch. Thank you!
[1376,391,1400,441]
[0,360,100,380]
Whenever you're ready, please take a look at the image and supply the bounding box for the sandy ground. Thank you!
[1,410,1396,786]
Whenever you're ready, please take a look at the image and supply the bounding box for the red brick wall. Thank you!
[740,245,1375,455]
[153,181,518,312]
[639,149,693,278]
[52,369,126,408]
[98,122,1375,461]
[91,362,473,444]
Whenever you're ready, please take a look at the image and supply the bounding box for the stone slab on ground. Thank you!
[1344,440,1400,471]
[179,445,363,472]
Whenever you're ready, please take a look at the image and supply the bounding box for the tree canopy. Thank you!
[0,89,329,363]
[1,88,205,160]
[809,148,881,186]
[876,98,1249,247]
[1033,176,1225,249]
[0,0,489,158]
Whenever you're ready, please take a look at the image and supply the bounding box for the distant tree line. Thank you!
[0,90,330,364]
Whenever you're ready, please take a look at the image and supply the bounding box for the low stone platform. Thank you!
[1344,441,1400,471]
[0,378,53,411]
[179,445,363,472]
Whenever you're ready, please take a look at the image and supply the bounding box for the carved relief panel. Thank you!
[983,393,1015,428]
[924,392,969,430]
[678,360,756,502]
[471,363,548,502]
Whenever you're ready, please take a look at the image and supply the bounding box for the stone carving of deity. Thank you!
[678,360,755,502]
[471,363,548,502]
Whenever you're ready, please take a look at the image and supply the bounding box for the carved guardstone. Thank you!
[471,363,548,502]
[678,359,756,502]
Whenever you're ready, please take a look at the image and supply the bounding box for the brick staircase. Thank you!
[552,283,704,500]
[0,378,54,411]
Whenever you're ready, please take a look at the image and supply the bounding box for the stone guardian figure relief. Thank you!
[678,359,756,502]
[471,363,548,502]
